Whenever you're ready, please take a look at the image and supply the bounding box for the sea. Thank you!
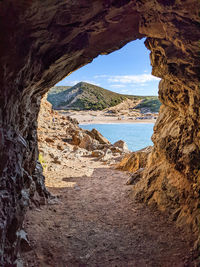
[80,123,154,152]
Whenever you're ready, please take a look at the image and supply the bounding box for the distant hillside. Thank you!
[134,96,161,113]
[49,86,71,94]
[47,82,161,112]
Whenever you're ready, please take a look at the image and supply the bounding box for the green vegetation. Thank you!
[48,86,71,94]
[47,86,72,108]
[38,153,47,170]
[134,97,161,113]
[47,82,161,112]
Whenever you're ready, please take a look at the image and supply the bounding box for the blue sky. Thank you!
[56,38,160,96]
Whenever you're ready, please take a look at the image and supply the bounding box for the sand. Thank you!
[22,155,194,266]
[59,110,156,125]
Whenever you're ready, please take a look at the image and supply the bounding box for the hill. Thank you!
[134,96,161,113]
[47,82,161,112]
[48,86,71,94]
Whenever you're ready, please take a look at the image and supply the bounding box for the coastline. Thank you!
[60,112,156,125]
[79,120,156,125]
[71,116,156,125]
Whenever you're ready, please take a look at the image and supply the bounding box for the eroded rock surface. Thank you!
[116,146,152,173]
[0,0,199,264]
[38,96,127,175]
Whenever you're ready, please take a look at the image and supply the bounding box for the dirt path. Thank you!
[23,166,194,267]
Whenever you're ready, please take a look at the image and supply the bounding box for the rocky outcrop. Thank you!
[0,0,199,264]
[113,140,129,153]
[87,128,111,145]
[38,96,127,174]
[117,146,152,173]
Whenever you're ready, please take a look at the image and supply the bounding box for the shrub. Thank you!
[38,153,47,170]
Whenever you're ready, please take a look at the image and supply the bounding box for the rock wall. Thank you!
[0,0,199,264]
[134,9,200,235]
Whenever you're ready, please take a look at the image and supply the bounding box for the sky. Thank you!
[56,38,160,96]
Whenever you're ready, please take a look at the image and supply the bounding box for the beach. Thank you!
[59,110,157,124]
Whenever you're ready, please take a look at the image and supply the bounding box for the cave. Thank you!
[0,0,199,265]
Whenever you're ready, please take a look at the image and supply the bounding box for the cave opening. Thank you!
[47,39,160,150]
[22,38,194,265]
[37,38,159,186]
[0,1,199,265]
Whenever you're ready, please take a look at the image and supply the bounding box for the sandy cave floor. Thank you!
[22,158,195,267]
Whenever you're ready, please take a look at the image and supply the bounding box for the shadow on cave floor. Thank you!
[22,166,194,267]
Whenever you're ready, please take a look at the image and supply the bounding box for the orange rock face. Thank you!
[116,146,152,173]
[0,0,199,264]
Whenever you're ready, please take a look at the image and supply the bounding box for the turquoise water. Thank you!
[80,123,154,152]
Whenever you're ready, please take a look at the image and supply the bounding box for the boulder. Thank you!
[126,168,144,185]
[113,140,129,152]
[116,146,152,173]
[71,130,83,146]
[73,147,91,157]
[79,134,99,151]
[100,149,113,162]
[91,150,105,158]
[90,129,110,145]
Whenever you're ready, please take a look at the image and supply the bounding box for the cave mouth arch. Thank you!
[45,38,160,153]
[0,0,199,265]
[38,41,158,187]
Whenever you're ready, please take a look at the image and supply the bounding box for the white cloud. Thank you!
[59,80,100,86]
[120,89,132,94]
[110,84,125,88]
[94,75,108,79]
[84,80,100,86]
[107,74,160,84]
[68,81,80,85]
[60,80,80,86]
[139,83,149,87]
[94,74,160,91]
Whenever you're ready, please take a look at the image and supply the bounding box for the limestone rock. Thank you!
[45,137,54,143]
[89,128,110,145]
[79,134,99,151]
[91,150,105,158]
[100,149,113,162]
[113,140,129,152]
[71,130,83,146]
[126,168,144,185]
[17,230,32,253]
[116,146,152,173]
[73,147,91,157]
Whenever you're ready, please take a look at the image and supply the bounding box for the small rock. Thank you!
[126,168,144,185]
[90,128,110,144]
[17,230,32,252]
[45,137,54,143]
[91,150,105,157]
[113,140,129,152]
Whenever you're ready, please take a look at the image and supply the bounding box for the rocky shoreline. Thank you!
[38,96,132,185]
[58,98,158,125]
